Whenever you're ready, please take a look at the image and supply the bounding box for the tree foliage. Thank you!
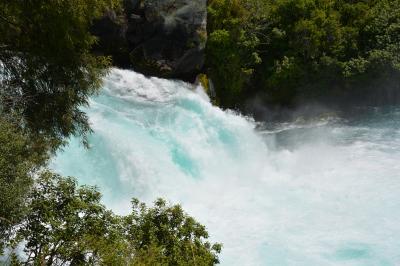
[206,0,400,108]
[10,172,122,265]
[125,198,222,265]
[0,0,117,256]
[0,0,119,150]
[206,0,264,107]
[0,118,47,252]
[3,173,221,265]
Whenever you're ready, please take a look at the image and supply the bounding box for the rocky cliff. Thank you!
[92,0,207,81]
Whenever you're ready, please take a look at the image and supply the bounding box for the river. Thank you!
[52,68,400,265]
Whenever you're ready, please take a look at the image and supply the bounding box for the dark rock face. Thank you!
[91,10,131,67]
[93,0,207,81]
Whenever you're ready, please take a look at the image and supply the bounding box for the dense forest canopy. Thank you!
[206,0,400,109]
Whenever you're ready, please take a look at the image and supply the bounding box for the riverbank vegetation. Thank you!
[3,173,220,265]
[206,0,400,109]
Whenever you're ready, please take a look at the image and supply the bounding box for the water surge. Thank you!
[52,69,400,265]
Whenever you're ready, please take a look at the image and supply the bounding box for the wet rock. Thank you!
[93,0,207,81]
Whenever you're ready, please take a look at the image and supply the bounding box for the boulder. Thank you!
[91,10,131,67]
[126,0,207,81]
[92,0,207,81]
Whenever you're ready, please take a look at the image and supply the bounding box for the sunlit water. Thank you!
[52,69,400,265]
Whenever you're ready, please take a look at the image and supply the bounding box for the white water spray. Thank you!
[53,69,400,265]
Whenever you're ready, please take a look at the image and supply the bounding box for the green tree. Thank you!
[125,198,222,265]
[206,0,264,107]
[0,0,119,151]
[5,173,221,265]
[0,0,118,256]
[0,118,47,253]
[7,172,124,265]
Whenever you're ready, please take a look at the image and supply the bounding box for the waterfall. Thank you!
[52,68,400,265]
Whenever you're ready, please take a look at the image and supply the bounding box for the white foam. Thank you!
[52,69,400,265]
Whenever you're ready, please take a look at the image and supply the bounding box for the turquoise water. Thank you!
[52,69,400,265]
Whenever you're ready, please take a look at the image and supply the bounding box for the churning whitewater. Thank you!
[52,69,400,265]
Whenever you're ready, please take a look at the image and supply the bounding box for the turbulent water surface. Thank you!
[52,69,400,265]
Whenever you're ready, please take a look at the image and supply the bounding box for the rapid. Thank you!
[52,69,400,265]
